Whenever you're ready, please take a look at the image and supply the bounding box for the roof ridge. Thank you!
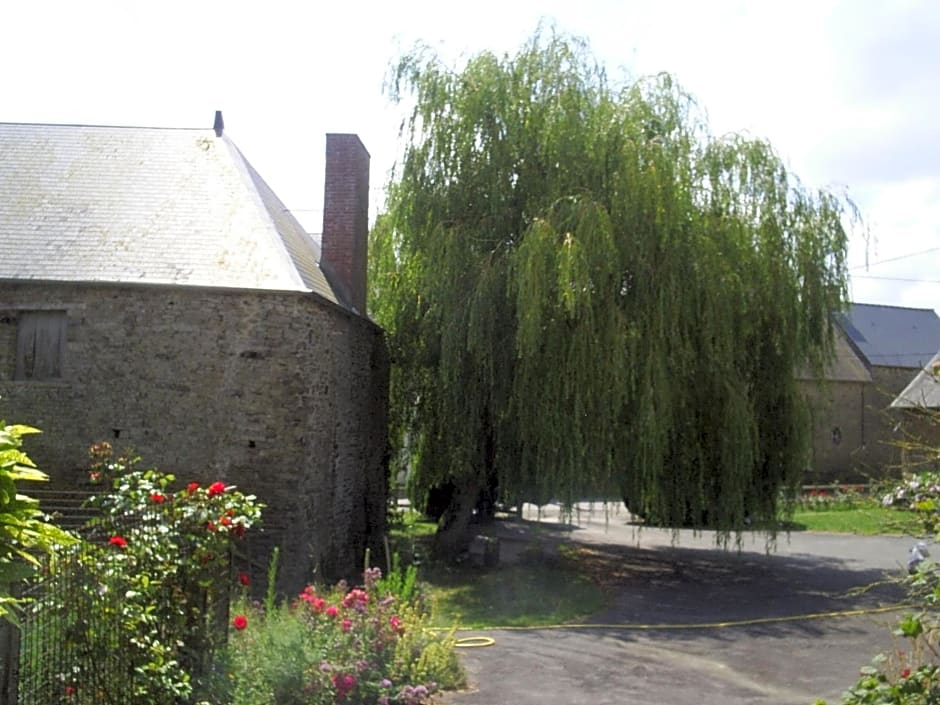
[850,301,937,312]
[0,121,211,131]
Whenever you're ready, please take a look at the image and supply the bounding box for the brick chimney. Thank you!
[321,134,370,314]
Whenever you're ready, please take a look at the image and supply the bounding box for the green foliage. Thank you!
[829,659,940,705]
[378,552,420,604]
[21,444,262,705]
[372,28,852,539]
[210,562,463,705]
[0,422,75,622]
[882,472,940,535]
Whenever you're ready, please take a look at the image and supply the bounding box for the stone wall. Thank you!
[0,280,389,589]
[803,366,932,483]
[801,378,868,483]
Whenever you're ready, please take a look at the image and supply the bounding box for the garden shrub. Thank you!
[20,443,262,705]
[0,422,75,623]
[882,472,940,535]
[799,484,868,512]
[212,556,464,705]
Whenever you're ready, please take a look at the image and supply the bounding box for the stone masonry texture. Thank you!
[0,280,389,590]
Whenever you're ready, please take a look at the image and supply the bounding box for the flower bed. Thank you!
[212,557,464,705]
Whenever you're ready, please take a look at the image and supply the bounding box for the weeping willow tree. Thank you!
[370,30,852,555]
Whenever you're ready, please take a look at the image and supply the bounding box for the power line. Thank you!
[853,274,940,284]
[851,246,940,271]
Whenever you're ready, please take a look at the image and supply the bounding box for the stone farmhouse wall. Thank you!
[803,365,936,484]
[800,378,868,484]
[0,280,389,589]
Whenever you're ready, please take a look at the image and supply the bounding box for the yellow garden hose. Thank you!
[448,603,911,647]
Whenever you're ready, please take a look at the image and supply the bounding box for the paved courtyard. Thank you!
[441,503,914,705]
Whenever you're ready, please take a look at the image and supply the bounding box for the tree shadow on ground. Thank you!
[488,514,908,645]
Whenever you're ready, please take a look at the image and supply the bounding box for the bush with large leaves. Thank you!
[0,422,75,623]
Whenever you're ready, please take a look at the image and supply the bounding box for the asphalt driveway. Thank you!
[440,503,914,705]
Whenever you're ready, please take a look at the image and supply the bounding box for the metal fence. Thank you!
[12,498,232,705]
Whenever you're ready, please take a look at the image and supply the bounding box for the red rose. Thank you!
[901,667,912,679]
[187,482,199,493]
[150,492,167,503]
[207,520,216,532]
[65,685,76,696]
[232,614,248,631]
[207,481,226,497]
[220,516,232,527]
[108,536,127,549]
[239,572,250,586]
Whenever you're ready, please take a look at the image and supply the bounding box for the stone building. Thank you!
[802,303,940,483]
[891,348,940,469]
[0,117,388,587]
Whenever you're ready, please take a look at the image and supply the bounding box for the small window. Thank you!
[14,311,68,380]
[831,426,842,446]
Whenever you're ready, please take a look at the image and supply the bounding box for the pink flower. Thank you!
[332,673,356,699]
[901,667,911,679]
[65,685,76,696]
[325,605,339,618]
[108,536,127,549]
[342,588,369,611]
[207,481,227,497]
[389,615,404,633]
[232,614,248,630]
[239,572,250,586]
[150,492,167,503]
[341,618,353,632]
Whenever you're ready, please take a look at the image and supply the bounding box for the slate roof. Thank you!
[892,351,940,409]
[0,122,339,303]
[834,303,940,369]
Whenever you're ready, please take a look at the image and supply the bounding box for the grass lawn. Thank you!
[789,502,924,535]
[389,511,606,628]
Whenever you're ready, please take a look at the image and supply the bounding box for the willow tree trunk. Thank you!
[433,478,485,557]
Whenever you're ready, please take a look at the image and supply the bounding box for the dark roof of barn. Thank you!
[0,121,338,302]
[892,350,940,409]
[834,302,940,369]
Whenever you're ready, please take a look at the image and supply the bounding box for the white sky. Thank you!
[2,0,938,312]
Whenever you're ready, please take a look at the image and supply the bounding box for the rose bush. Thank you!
[20,443,262,705]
